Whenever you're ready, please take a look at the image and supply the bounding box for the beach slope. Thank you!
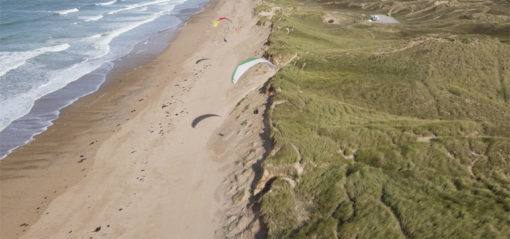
[1,0,273,238]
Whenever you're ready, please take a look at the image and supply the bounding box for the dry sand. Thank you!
[0,0,273,238]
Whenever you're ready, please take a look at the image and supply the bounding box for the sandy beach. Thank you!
[0,0,273,237]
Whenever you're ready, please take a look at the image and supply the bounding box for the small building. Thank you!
[368,15,400,24]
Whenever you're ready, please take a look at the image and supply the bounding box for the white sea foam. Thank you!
[84,1,185,67]
[0,44,70,78]
[0,62,112,160]
[0,0,195,159]
[0,3,180,131]
[55,8,79,15]
[98,4,182,58]
[82,15,104,22]
[96,0,117,6]
[84,34,103,40]
[108,0,171,14]
[0,59,105,133]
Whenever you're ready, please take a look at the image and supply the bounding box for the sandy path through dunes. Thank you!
[18,0,272,238]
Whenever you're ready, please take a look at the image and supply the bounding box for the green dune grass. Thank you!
[256,0,510,238]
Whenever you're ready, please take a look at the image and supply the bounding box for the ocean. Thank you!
[0,0,208,159]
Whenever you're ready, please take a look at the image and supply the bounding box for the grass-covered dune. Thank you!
[255,0,510,238]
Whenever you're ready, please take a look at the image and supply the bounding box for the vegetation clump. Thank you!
[256,0,510,238]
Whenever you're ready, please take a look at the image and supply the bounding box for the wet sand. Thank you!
[0,0,273,238]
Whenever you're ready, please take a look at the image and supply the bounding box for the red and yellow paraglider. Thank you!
[214,17,232,27]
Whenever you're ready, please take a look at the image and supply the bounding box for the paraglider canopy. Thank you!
[231,58,275,84]
[214,17,232,27]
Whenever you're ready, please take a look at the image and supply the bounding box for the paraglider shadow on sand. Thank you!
[191,114,220,128]
[195,58,209,64]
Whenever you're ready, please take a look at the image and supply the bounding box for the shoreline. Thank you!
[0,0,273,238]
[0,0,208,160]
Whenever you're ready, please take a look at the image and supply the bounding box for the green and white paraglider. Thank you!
[231,58,275,84]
